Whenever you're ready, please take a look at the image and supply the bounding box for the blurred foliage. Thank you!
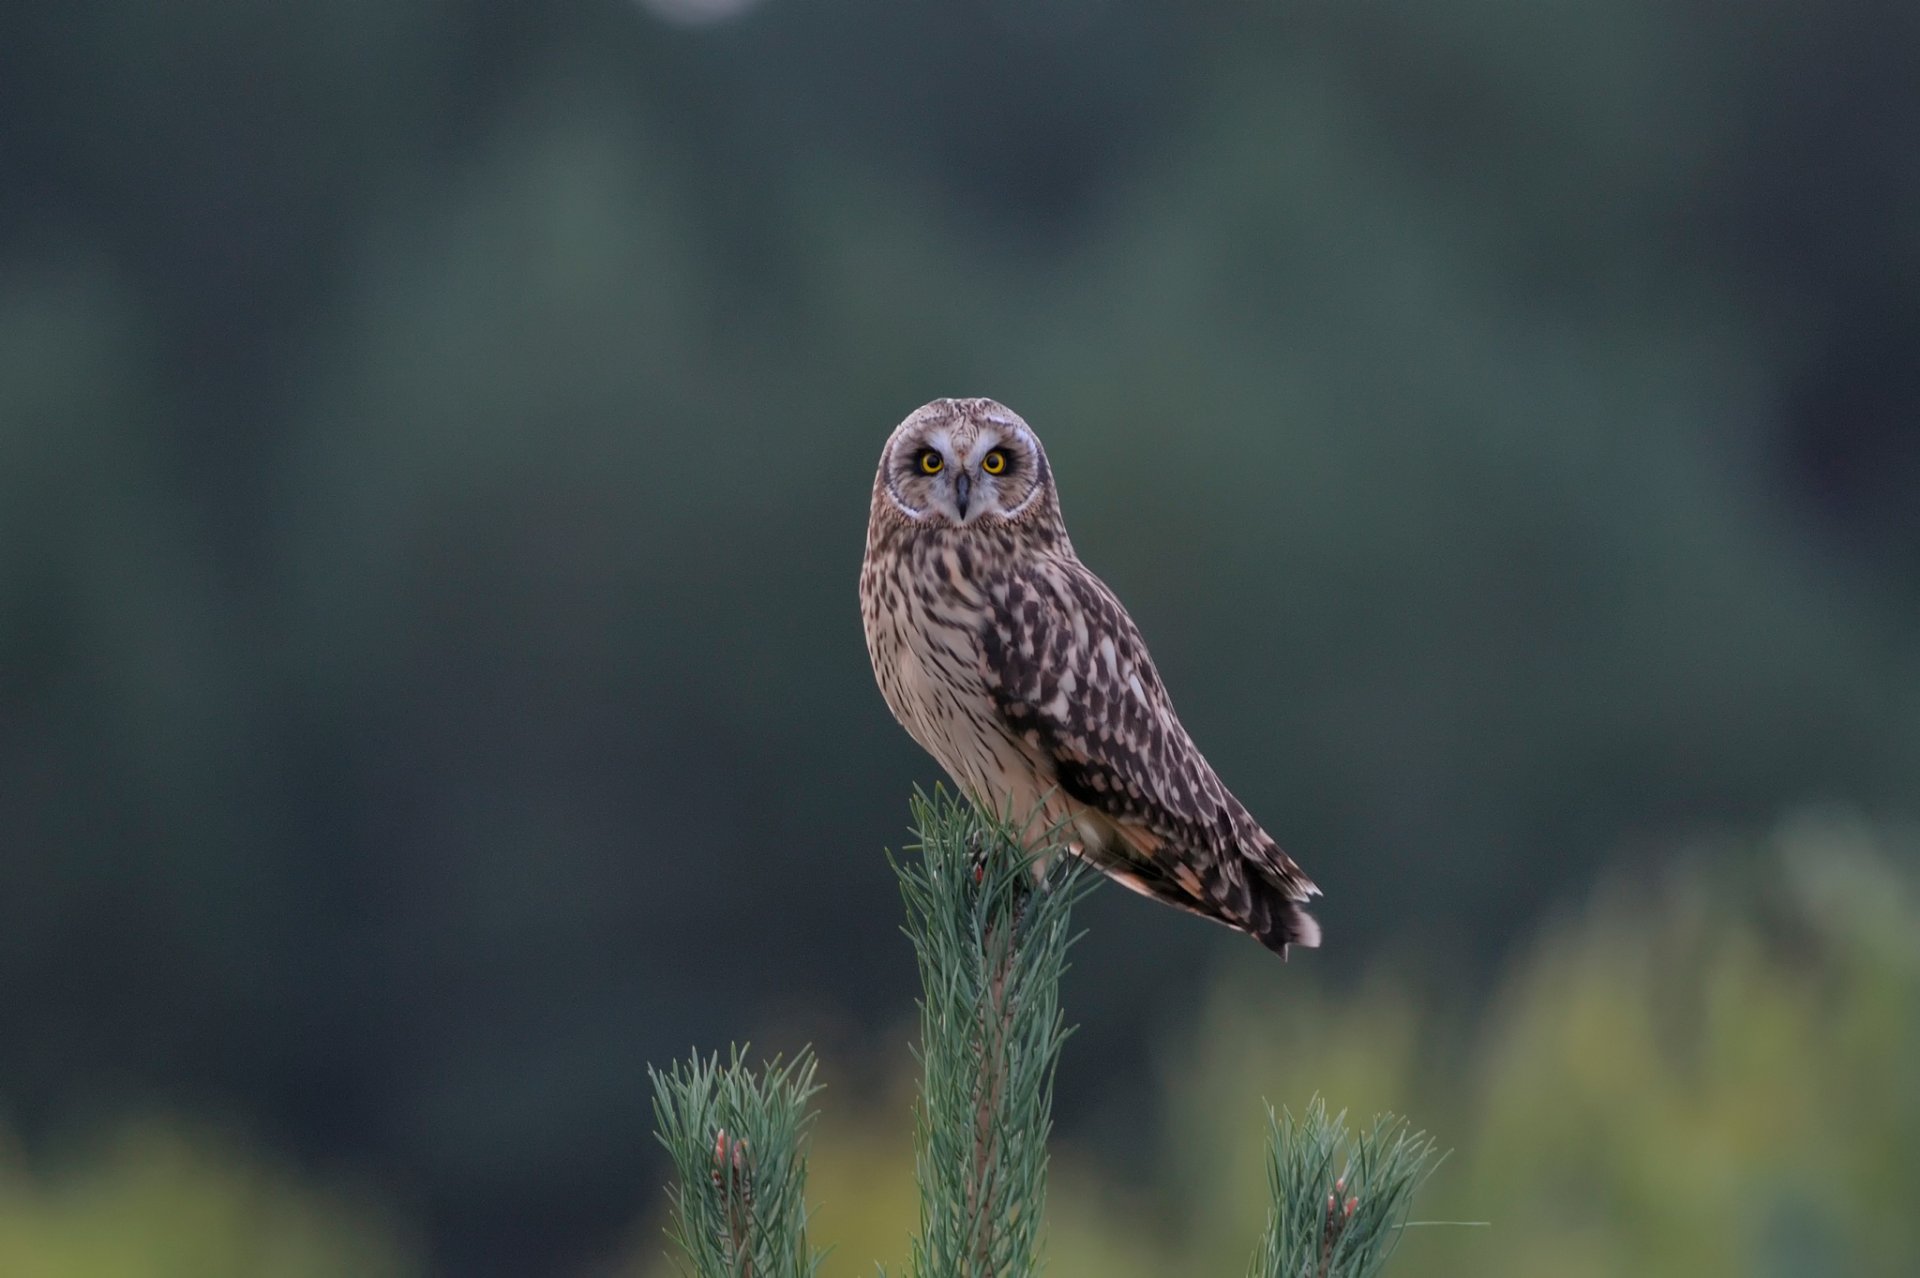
[626,813,1918,1278]
[1451,814,1920,1277]
[0,1119,415,1278]
[2,0,1917,1271]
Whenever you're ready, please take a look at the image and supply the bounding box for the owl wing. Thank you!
[981,559,1320,955]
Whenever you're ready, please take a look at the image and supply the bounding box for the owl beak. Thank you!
[952,471,972,518]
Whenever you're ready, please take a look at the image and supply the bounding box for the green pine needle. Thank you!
[892,788,1094,1278]
[1250,1098,1445,1278]
[650,1046,824,1278]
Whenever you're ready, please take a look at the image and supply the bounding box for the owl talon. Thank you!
[966,830,989,886]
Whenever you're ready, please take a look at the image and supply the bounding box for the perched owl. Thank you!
[859,397,1320,956]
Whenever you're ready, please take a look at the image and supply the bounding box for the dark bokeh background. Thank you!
[2,1,1917,1274]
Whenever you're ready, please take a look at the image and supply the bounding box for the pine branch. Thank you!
[1249,1099,1442,1278]
[892,788,1093,1278]
[647,791,1451,1278]
[650,1047,823,1278]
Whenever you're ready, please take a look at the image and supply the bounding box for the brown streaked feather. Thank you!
[980,558,1320,953]
[1112,821,1161,859]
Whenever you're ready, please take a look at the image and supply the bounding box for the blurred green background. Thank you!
[2,1,1916,1274]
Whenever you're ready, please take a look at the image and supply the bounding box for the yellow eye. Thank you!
[919,450,944,475]
[981,449,1007,475]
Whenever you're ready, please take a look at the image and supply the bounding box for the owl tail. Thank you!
[1250,894,1322,960]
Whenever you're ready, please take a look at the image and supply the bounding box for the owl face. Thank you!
[878,398,1052,528]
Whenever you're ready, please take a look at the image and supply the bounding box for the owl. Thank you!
[859,397,1320,956]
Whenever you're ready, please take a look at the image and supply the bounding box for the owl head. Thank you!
[875,398,1057,530]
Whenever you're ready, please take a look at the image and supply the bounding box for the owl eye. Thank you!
[918,450,944,475]
[981,449,1008,476]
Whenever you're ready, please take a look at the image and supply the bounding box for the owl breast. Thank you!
[861,533,1063,830]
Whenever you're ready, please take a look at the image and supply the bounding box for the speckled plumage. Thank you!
[859,397,1320,956]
